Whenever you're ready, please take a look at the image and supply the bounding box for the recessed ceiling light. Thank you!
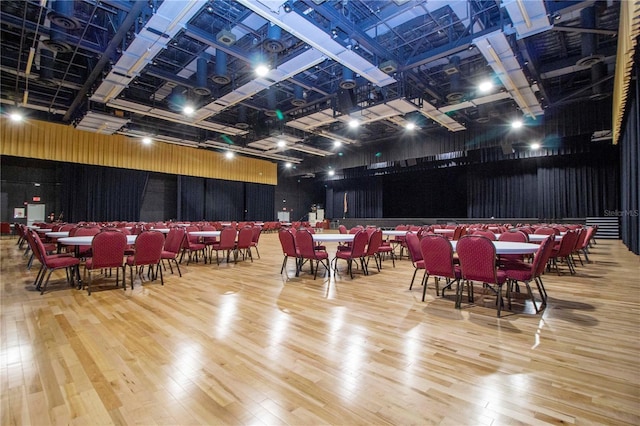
[348,119,359,128]
[333,140,342,148]
[142,137,152,145]
[406,122,416,131]
[255,64,269,77]
[9,112,23,122]
[511,119,523,129]
[328,169,335,176]
[285,162,292,168]
[530,142,541,150]
[183,105,195,115]
[277,139,286,148]
[225,151,234,159]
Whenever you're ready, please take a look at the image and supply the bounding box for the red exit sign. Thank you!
[32,196,41,202]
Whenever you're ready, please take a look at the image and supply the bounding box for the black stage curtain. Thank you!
[178,176,205,221]
[620,77,640,254]
[60,164,147,222]
[325,177,382,219]
[205,179,244,220]
[245,183,275,221]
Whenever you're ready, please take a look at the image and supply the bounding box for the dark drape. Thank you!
[245,182,275,221]
[205,179,244,220]
[325,177,382,219]
[60,164,147,222]
[467,161,538,218]
[177,176,205,221]
[620,70,640,254]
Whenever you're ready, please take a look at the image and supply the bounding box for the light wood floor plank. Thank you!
[1,234,639,425]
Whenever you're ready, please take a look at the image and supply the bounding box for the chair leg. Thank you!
[421,272,431,302]
[409,268,419,290]
[281,255,288,273]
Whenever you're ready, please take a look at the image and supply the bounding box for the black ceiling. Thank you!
[0,0,619,165]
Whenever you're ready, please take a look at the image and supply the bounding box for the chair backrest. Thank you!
[164,227,185,253]
[218,227,237,250]
[278,229,297,257]
[236,227,253,249]
[420,234,456,279]
[471,230,496,240]
[349,230,369,257]
[405,232,422,263]
[185,225,200,244]
[251,226,262,244]
[366,229,383,256]
[132,231,164,265]
[295,229,317,258]
[573,228,588,250]
[554,230,578,257]
[580,226,595,249]
[456,235,498,283]
[533,235,556,277]
[338,224,348,234]
[534,227,558,235]
[498,230,528,243]
[91,231,127,269]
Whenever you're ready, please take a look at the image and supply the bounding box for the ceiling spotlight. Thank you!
[530,142,541,150]
[283,1,292,13]
[405,122,416,131]
[206,5,214,13]
[276,139,286,148]
[331,28,338,39]
[225,151,235,159]
[478,80,493,93]
[142,136,152,145]
[9,112,23,122]
[183,105,195,115]
[552,12,561,21]
[328,169,335,176]
[285,162,292,168]
[511,119,523,129]
[333,140,342,148]
[348,119,359,129]
[255,64,269,77]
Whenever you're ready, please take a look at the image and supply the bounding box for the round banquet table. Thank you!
[188,231,222,238]
[45,231,70,238]
[58,235,138,246]
[450,240,540,255]
[312,234,355,243]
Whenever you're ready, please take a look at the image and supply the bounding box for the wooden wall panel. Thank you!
[0,118,277,184]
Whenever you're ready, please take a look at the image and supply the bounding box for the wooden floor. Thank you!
[1,232,639,425]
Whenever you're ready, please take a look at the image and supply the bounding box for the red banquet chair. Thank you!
[126,230,165,289]
[83,229,128,295]
[419,234,462,302]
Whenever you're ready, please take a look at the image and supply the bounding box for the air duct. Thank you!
[264,23,285,53]
[576,6,604,67]
[193,57,211,96]
[379,60,397,74]
[167,86,187,111]
[38,48,56,87]
[475,103,490,123]
[264,86,277,117]
[446,56,464,103]
[590,61,608,100]
[236,105,249,129]
[340,66,356,89]
[47,0,80,30]
[212,50,230,85]
[291,85,306,106]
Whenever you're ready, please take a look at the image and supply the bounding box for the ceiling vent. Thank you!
[291,85,306,106]
[445,56,464,103]
[212,50,230,85]
[340,66,356,89]
[576,6,603,67]
[47,0,80,30]
[216,30,236,46]
[38,49,57,86]
[379,60,397,74]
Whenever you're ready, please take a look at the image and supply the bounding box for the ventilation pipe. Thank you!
[340,66,356,89]
[446,56,464,103]
[590,61,608,100]
[264,86,277,116]
[167,85,187,111]
[193,57,211,96]
[212,50,230,85]
[264,23,284,53]
[38,48,56,86]
[576,6,603,67]
[236,105,249,129]
[291,85,306,106]
[41,17,71,53]
[475,103,490,123]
